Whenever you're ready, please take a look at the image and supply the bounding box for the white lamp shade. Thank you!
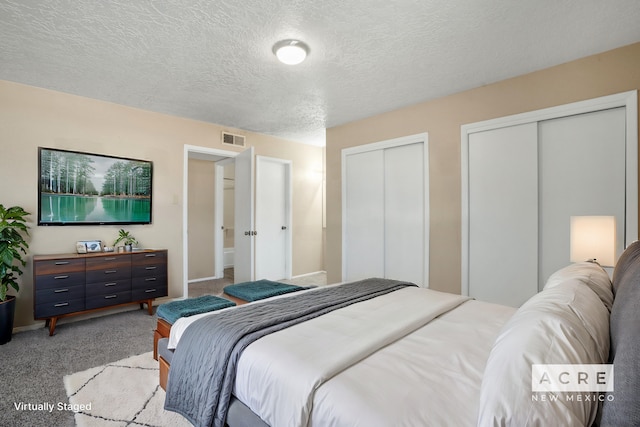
[570,216,616,267]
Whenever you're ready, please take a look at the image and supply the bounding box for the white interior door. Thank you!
[234,147,255,283]
[255,156,291,280]
[467,123,539,306]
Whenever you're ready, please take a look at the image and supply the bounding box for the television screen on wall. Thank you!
[38,147,153,226]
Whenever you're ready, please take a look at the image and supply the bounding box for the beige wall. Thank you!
[326,42,640,293]
[0,80,324,328]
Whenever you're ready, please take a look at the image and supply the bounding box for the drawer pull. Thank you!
[145,289,157,293]
[145,254,156,257]
[54,289,69,293]
[104,257,116,261]
[145,277,157,282]
[54,275,69,280]
[55,261,70,265]
[104,295,117,299]
[104,282,117,287]
[104,270,117,274]
[54,302,69,307]
[145,266,157,270]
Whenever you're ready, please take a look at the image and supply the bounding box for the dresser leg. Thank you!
[146,299,154,315]
[48,317,57,336]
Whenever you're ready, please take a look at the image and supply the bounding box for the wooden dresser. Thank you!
[33,249,167,335]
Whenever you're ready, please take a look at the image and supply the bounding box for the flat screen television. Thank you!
[38,147,153,226]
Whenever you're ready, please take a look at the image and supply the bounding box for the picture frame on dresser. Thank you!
[33,249,168,335]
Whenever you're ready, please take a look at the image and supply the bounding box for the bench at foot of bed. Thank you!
[153,295,237,360]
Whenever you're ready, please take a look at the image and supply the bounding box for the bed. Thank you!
[159,241,640,427]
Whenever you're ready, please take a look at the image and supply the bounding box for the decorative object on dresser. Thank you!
[0,204,30,345]
[33,249,167,335]
[113,228,138,252]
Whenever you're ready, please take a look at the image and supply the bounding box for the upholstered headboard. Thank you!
[598,240,640,426]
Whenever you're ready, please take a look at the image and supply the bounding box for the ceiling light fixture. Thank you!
[273,39,309,65]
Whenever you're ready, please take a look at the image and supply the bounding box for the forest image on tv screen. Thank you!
[39,148,152,224]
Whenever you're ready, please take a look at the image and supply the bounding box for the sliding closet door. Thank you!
[467,123,539,306]
[538,108,626,284]
[343,134,428,286]
[385,142,425,285]
[344,150,385,281]
[463,92,637,308]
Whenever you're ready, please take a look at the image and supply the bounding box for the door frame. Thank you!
[341,132,430,286]
[183,144,239,298]
[460,90,638,296]
[255,156,293,280]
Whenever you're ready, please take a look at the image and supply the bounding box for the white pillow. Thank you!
[477,280,610,427]
[544,261,613,311]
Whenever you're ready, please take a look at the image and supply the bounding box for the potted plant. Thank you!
[0,204,30,345]
[114,228,138,252]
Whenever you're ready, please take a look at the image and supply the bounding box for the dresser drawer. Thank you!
[132,251,167,266]
[132,263,167,278]
[86,269,130,283]
[132,275,167,290]
[34,258,85,276]
[86,256,131,270]
[132,286,167,301]
[86,256,131,283]
[35,298,85,319]
[35,271,86,290]
[86,279,131,298]
[35,284,85,304]
[86,291,132,310]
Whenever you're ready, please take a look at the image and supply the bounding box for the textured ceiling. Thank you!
[1,1,639,146]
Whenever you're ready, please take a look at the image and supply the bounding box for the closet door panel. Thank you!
[344,150,385,281]
[384,142,425,286]
[468,123,539,306]
[538,107,626,284]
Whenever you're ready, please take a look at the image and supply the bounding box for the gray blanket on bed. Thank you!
[164,278,415,427]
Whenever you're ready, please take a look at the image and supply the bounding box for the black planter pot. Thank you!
[0,295,16,345]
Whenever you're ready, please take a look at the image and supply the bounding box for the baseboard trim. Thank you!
[291,270,326,279]
[188,275,219,283]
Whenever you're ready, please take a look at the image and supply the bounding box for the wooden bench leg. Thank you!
[159,356,170,391]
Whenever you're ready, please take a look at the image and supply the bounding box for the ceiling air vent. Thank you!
[222,132,246,147]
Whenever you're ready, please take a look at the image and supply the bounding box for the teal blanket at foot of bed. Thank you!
[223,280,303,302]
[156,295,236,324]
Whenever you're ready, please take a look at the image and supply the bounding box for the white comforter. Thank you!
[171,286,515,427]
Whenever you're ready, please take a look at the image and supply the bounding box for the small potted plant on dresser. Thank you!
[114,228,138,252]
[0,204,30,345]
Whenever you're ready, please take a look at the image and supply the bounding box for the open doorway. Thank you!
[182,145,294,299]
[183,145,238,299]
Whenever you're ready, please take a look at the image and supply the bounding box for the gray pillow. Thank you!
[599,241,640,426]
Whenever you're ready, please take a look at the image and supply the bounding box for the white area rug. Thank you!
[63,352,192,427]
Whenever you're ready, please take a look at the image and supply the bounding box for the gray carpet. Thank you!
[1,308,157,427]
[2,271,327,427]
